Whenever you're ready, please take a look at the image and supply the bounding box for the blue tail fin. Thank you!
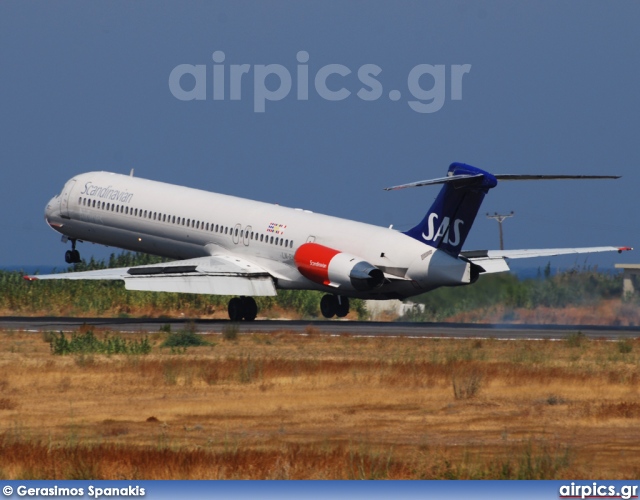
[403,163,498,257]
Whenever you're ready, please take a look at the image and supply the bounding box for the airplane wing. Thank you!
[24,255,277,296]
[462,246,632,274]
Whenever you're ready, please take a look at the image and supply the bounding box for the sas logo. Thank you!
[422,213,464,246]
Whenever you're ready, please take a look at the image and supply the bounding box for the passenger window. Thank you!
[92,200,96,208]
[270,236,273,244]
[240,230,243,238]
[260,234,264,242]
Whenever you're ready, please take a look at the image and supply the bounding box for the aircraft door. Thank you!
[60,180,77,219]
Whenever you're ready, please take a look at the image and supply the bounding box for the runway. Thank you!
[1,316,639,340]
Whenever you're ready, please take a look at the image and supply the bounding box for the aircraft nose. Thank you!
[45,195,60,221]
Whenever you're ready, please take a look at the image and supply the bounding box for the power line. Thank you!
[486,211,515,250]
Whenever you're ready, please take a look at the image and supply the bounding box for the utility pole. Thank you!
[486,211,514,250]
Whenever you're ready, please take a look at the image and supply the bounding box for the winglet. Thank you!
[618,247,633,253]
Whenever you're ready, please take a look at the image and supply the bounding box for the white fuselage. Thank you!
[44,172,474,299]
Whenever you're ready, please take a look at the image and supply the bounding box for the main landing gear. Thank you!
[228,296,258,322]
[64,239,81,264]
[320,294,349,319]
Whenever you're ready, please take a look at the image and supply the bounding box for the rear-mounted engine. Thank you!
[294,243,384,292]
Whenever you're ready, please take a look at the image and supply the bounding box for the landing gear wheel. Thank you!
[65,240,81,264]
[228,297,243,321]
[64,249,81,264]
[335,296,350,318]
[228,296,259,321]
[320,294,337,319]
[241,296,258,321]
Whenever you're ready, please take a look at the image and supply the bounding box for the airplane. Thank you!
[26,162,631,321]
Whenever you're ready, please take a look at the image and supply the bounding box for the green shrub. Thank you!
[161,323,210,348]
[566,331,585,348]
[618,341,633,354]
[49,331,151,355]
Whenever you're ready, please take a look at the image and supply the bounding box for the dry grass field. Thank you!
[1,327,640,479]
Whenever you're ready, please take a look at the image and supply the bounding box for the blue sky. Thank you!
[1,1,638,269]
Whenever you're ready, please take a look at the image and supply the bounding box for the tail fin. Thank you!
[387,163,620,258]
[401,163,497,257]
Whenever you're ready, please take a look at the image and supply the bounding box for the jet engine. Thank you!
[294,243,384,292]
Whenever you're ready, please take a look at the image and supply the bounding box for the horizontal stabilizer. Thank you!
[386,173,620,191]
[384,173,484,191]
[495,174,620,181]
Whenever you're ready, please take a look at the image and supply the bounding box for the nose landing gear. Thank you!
[64,239,81,264]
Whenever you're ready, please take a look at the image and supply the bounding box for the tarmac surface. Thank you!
[1,316,639,340]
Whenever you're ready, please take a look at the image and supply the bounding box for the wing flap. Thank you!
[124,274,276,296]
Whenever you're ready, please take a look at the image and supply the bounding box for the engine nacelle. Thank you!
[294,243,384,292]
